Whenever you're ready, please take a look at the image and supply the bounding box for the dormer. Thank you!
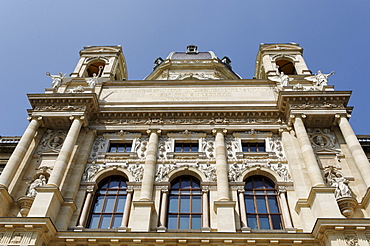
[70,46,128,80]
[254,43,311,79]
[145,45,241,80]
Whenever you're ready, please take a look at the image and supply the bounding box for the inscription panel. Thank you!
[100,86,276,103]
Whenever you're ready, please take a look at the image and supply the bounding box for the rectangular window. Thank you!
[109,142,132,153]
[242,142,265,152]
[174,142,198,152]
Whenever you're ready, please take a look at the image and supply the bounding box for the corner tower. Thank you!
[254,43,311,79]
[70,46,127,80]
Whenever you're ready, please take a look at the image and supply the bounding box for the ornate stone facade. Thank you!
[0,43,369,246]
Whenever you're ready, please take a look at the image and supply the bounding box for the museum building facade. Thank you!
[0,43,370,245]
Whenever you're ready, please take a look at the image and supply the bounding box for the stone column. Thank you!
[213,129,230,201]
[131,130,160,232]
[77,186,95,227]
[213,129,236,232]
[293,115,325,187]
[201,188,210,231]
[0,117,42,187]
[158,188,168,229]
[238,189,248,229]
[338,115,370,187]
[278,188,293,229]
[120,189,133,229]
[48,116,84,187]
[139,130,160,201]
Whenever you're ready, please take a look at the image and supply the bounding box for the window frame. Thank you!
[167,176,202,230]
[244,175,284,230]
[108,142,133,153]
[87,175,128,229]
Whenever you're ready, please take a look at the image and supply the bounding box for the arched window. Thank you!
[86,62,105,77]
[244,176,283,230]
[276,59,296,75]
[88,175,127,229]
[167,176,202,230]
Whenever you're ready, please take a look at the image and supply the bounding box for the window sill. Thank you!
[167,152,205,159]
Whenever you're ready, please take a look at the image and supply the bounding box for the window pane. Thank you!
[109,180,120,188]
[250,146,257,152]
[180,215,190,229]
[169,196,178,213]
[109,146,116,152]
[116,196,126,213]
[172,181,180,189]
[117,146,124,152]
[192,215,201,229]
[112,215,123,229]
[268,197,279,213]
[93,196,104,212]
[259,215,270,229]
[180,196,190,213]
[245,181,252,189]
[192,180,200,188]
[253,177,263,188]
[104,197,115,212]
[126,146,132,152]
[183,146,190,152]
[256,197,267,213]
[89,215,100,228]
[271,215,282,229]
[100,215,112,228]
[264,179,274,188]
[192,146,198,152]
[175,146,182,152]
[247,215,258,229]
[245,196,255,213]
[192,196,201,213]
[168,215,178,229]
[182,179,191,189]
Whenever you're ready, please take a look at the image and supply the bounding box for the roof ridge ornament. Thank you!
[186,44,198,54]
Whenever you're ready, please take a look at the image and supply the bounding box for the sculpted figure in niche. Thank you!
[325,167,352,199]
[228,163,241,182]
[46,72,66,90]
[128,163,143,182]
[83,164,99,181]
[201,163,216,181]
[26,174,47,197]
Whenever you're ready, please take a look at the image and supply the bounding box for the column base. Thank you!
[214,200,236,232]
[0,186,13,216]
[157,226,166,232]
[241,227,251,233]
[130,201,154,232]
[28,186,64,223]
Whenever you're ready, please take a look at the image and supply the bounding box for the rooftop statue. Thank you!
[305,70,335,86]
[268,70,294,87]
[46,72,66,90]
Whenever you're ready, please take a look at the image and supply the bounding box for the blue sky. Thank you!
[1,1,369,135]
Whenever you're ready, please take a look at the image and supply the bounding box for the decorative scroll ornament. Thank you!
[67,85,85,93]
[89,135,107,160]
[158,137,172,160]
[345,235,359,246]
[269,135,286,159]
[39,130,66,153]
[26,174,47,197]
[200,163,216,181]
[134,137,148,160]
[202,137,215,159]
[128,163,144,182]
[228,163,242,181]
[225,137,240,160]
[273,162,291,182]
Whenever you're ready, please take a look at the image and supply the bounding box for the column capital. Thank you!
[27,116,44,126]
[212,128,227,135]
[86,185,97,193]
[146,129,161,135]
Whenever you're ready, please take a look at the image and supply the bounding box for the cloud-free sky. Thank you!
[1,1,369,135]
